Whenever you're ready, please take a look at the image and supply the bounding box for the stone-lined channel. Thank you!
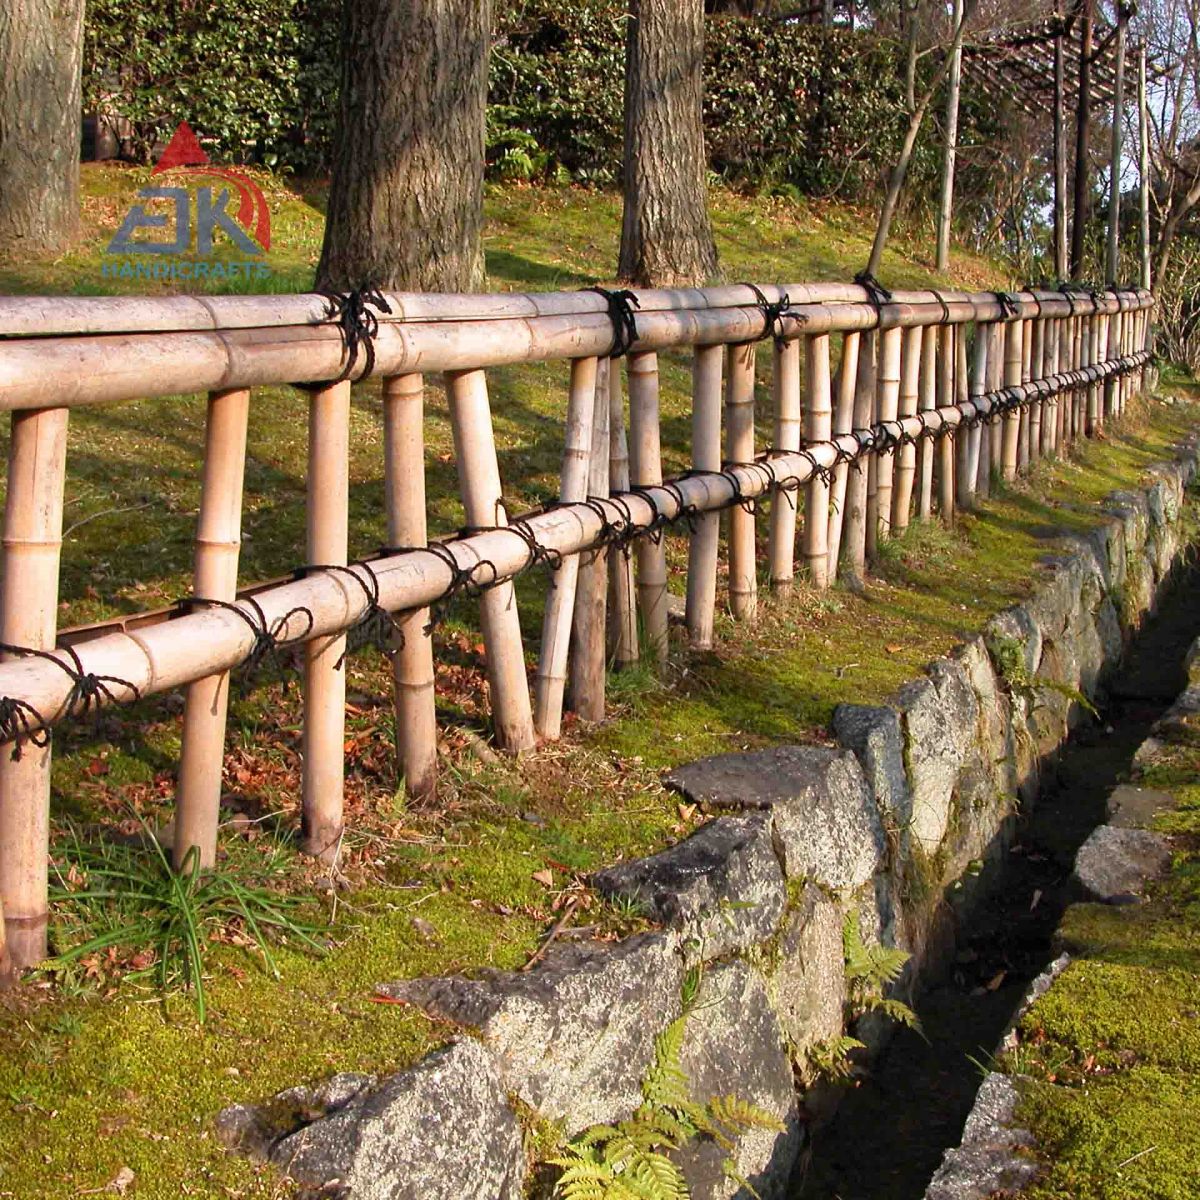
[798,561,1200,1200]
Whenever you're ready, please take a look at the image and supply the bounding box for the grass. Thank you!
[0,166,1195,1197]
[1005,730,1200,1199]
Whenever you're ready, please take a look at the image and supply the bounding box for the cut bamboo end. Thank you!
[686,345,723,649]
[383,374,438,801]
[724,343,758,619]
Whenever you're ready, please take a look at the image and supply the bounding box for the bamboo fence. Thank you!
[0,281,1152,970]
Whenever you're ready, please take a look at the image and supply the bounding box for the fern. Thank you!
[843,910,921,1033]
[805,1035,866,1083]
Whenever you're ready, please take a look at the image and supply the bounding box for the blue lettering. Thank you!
[107,187,191,255]
[196,187,261,256]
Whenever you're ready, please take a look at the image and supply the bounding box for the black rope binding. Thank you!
[993,290,1021,319]
[854,271,893,309]
[177,595,314,687]
[294,563,405,668]
[318,285,394,383]
[588,286,641,358]
[742,283,803,346]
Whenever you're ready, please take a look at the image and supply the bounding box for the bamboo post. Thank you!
[302,381,351,862]
[628,351,670,660]
[534,357,598,742]
[446,369,536,753]
[874,326,902,543]
[1103,312,1118,419]
[825,330,859,582]
[1018,319,1032,472]
[893,325,921,534]
[606,362,638,669]
[803,333,832,587]
[383,374,438,802]
[0,899,10,986]
[1001,320,1022,481]
[917,326,938,519]
[1042,320,1057,457]
[1029,318,1044,463]
[842,330,876,578]
[936,323,956,521]
[686,346,723,649]
[967,322,988,492]
[987,323,1003,489]
[1138,48,1152,293]
[1086,314,1101,435]
[1073,314,1086,440]
[175,388,250,868]
[569,359,611,722]
[954,326,974,508]
[0,407,68,969]
[724,343,757,619]
[768,337,803,593]
[1053,16,1068,280]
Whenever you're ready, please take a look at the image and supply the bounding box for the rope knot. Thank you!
[319,285,394,383]
[589,286,641,358]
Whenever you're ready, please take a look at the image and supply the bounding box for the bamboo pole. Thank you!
[917,326,938,519]
[954,326,974,508]
[686,346,723,649]
[826,330,859,581]
[1107,11,1127,285]
[874,327,902,542]
[987,324,1003,489]
[628,351,670,660]
[935,0,965,272]
[1029,318,1044,463]
[1086,314,1101,435]
[383,374,438,802]
[570,358,611,723]
[724,343,758,619]
[937,325,956,521]
[302,381,351,862]
[892,325,922,533]
[803,334,832,587]
[1043,319,1058,457]
[768,338,803,592]
[0,407,69,969]
[1103,312,1119,419]
[175,388,250,868]
[1071,1,1095,279]
[534,357,598,742]
[842,330,876,577]
[1001,320,1023,481]
[967,323,988,491]
[1018,319,1032,471]
[1053,16,1068,280]
[1138,49,1152,293]
[606,362,638,669]
[446,369,536,753]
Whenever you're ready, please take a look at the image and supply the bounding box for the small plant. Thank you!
[550,978,783,1200]
[47,819,325,1021]
[804,1035,867,1083]
[843,911,920,1032]
[989,633,1100,721]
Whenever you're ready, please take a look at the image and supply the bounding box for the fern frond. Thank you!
[625,1152,689,1200]
[707,1094,786,1136]
[873,996,922,1030]
[642,1014,691,1109]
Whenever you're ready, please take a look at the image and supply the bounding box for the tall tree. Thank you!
[619,0,720,287]
[317,0,492,293]
[0,0,84,256]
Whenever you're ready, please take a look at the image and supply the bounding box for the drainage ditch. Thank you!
[797,560,1200,1200]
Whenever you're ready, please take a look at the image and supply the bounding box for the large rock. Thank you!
[1073,824,1172,904]
[675,960,802,1200]
[378,933,683,1132]
[266,1040,525,1200]
[593,814,786,960]
[923,1073,1040,1200]
[832,703,912,831]
[667,746,884,893]
[768,885,845,1059]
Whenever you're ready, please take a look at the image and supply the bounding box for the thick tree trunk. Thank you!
[0,0,83,256]
[317,0,491,293]
[619,0,719,287]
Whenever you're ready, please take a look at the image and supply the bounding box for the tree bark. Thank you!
[317,0,491,293]
[1070,0,1094,280]
[0,0,83,256]
[619,0,719,287]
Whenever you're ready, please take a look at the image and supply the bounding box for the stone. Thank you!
[768,885,845,1059]
[956,637,1013,798]
[666,746,885,893]
[1073,824,1172,904]
[378,933,683,1132]
[675,960,801,1200]
[267,1040,525,1200]
[923,1073,1040,1200]
[1106,784,1176,829]
[832,703,912,830]
[984,605,1042,678]
[593,814,786,960]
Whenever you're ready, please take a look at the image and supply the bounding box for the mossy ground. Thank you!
[1007,738,1200,1199]
[0,169,1196,1197]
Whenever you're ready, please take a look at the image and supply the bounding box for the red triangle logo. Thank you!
[152,121,209,174]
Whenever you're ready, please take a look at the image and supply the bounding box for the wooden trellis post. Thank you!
[686,345,723,649]
[842,330,876,576]
[0,407,69,969]
[628,351,670,661]
[446,369,536,753]
[724,343,757,619]
[607,361,638,669]
[570,359,611,722]
[383,374,438,802]
[803,333,832,587]
[176,387,251,867]
[1001,320,1023,481]
[917,326,938,519]
[302,380,352,862]
[892,325,922,533]
[825,330,859,582]
[768,337,803,592]
[874,326,902,543]
[534,357,598,742]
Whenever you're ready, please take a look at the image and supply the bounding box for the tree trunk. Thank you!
[1070,0,1094,280]
[0,0,83,257]
[317,0,491,293]
[934,0,963,271]
[619,0,719,287]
